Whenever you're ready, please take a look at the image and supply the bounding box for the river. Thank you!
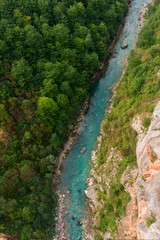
[58,0,151,239]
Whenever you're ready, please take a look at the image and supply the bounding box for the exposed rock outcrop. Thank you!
[0,234,15,240]
[119,166,138,239]
[134,101,160,239]
[138,3,148,28]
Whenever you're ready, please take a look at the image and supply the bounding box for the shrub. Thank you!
[143,117,151,128]
[146,216,155,227]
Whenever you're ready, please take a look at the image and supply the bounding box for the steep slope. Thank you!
[134,101,160,239]
[86,0,160,239]
[0,0,128,239]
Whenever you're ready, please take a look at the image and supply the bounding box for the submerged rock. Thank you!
[77,221,83,226]
[77,189,81,193]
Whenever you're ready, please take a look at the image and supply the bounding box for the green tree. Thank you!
[22,206,34,223]
[24,24,44,58]
[53,23,70,46]
[37,97,59,130]
[50,133,62,150]
[42,79,59,100]
[20,164,35,183]
[57,94,70,112]
[11,58,33,89]
[60,81,73,97]
[0,104,9,123]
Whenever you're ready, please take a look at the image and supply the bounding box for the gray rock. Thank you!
[121,43,128,49]
[135,101,160,239]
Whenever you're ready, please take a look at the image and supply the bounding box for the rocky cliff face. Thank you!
[133,101,160,239]
[86,101,160,240]
[0,234,15,240]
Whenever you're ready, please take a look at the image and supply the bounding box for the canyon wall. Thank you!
[134,101,160,239]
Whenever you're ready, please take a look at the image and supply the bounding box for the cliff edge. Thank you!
[133,101,160,239]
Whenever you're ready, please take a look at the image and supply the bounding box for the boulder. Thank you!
[121,43,128,49]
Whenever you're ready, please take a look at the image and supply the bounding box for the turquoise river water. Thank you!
[59,0,151,239]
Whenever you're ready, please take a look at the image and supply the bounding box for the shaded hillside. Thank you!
[0,0,128,239]
[90,0,160,239]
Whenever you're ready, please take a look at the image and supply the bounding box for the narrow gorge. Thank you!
[85,0,160,239]
[134,101,160,239]
[0,0,160,239]
[56,0,155,239]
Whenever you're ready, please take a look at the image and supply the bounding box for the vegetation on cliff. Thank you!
[0,0,128,239]
[94,1,160,238]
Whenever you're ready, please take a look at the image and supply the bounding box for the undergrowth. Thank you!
[94,0,160,238]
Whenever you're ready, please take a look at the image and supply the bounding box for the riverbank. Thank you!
[55,16,129,176]
[84,58,129,240]
[84,2,151,239]
[54,3,132,239]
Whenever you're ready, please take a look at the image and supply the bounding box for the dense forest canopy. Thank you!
[0,0,128,239]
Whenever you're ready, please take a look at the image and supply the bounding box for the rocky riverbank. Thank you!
[84,47,130,239]
[84,3,151,239]
[54,2,132,239]
[56,98,89,176]
[55,2,131,177]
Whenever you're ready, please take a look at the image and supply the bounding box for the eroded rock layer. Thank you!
[135,102,160,239]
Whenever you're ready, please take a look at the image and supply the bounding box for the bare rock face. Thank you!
[135,101,160,239]
[0,234,15,240]
[132,115,144,135]
[119,166,138,239]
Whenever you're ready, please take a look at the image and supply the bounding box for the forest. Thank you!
[0,0,128,239]
[94,0,160,238]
